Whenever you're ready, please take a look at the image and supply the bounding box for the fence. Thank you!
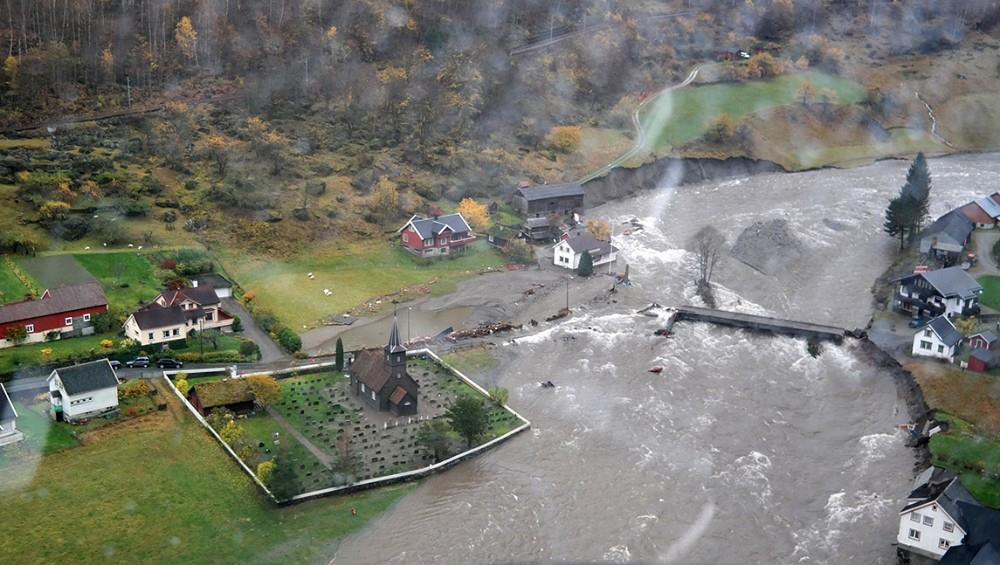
[162,349,531,505]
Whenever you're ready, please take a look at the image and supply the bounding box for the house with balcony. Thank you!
[122,286,233,346]
[47,359,120,422]
[0,282,107,349]
[912,316,963,362]
[894,267,982,319]
[397,213,475,257]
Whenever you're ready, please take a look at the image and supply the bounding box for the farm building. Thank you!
[47,359,120,422]
[397,213,475,257]
[968,330,998,351]
[347,318,418,416]
[0,282,108,349]
[187,379,256,416]
[512,182,585,218]
[919,210,974,264]
[966,348,997,372]
[522,216,554,243]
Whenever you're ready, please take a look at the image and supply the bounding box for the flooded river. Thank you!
[333,154,1000,564]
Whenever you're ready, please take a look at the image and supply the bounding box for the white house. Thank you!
[912,316,963,361]
[0,382,23,447]
[897,467,976,560]
[553,231,618,271]
[123,286,233,346]
[47,359,120,422]
[895,266,982,320]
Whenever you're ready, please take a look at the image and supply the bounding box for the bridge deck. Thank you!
[673,305,846,341]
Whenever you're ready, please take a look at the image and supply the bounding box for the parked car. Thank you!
[108,360,122,370]
[125,356,150,368]
[157,358,183,369]
[908,317,929,329]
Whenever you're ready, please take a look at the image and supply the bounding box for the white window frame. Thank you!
[923,515,934,527]
[924,329,932,337]
[25,324,34,333]
[371,390,376,401]
[943,521,954,533]
[361,383,366,393]
[939,538,950,550]
[937,345,944,354]
[64,317,73,326]
[172,328,180,336]
[162,330,170,338]
[920,341,932,350]
[83,313,91,322]
[147,332,154,341]
[911,512,921,523]
[908,529,921,541]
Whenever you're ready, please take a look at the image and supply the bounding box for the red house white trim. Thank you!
[0,282,108,349]
[397,213,476,257]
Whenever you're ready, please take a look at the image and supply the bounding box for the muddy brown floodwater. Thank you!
[332,154,1000,564]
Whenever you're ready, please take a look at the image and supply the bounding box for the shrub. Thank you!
[232,316,243,332]
[276,327,302,352]
[120,379,151,399]
[256,310,279,333]
[502,239,535,264]
[545,126,582,153]
[202,351,243,363]
[239,340,259,359]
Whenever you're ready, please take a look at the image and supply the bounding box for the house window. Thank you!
[943,521,954,533]
[148,332,154,341]
[25,324,33,333]
[923,516,934,527]
[361,383,366,393]
[920,341,932,350]
[909,529,921,541]
[911,512,921,522]
[65,317,73,326]
[924,330,932,337]
[937,345,944,354]
[83,313,91,322]
[162,331,170,338]
[172,328,179,336]
[205,312,213,321]
[371,390,376,401]
[939,539,950,550]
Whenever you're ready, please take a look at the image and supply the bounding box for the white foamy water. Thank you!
[333,154,1000,564]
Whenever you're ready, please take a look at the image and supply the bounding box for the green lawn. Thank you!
[0,391,414,564]
[2,402,78,456]
[977,275,1000,311]
[239,413,333,492]
[168,334,246,355]
[0,258,36,304]
[0,332,119,376]
[72,252,163,312]
[640,70,866,152]
[220,239,505,329]
[442,348,498,375]
[929,412,1000,508]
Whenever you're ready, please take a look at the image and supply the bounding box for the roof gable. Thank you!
[130,305,187,330]
[928,316,963,347]
[351,349,393,392]
[920,267,982,299]
[923,210,974,246]
[975,196,1000,219]
[399,214,471,240]
[50,359,119,396]
[970,330,998,343]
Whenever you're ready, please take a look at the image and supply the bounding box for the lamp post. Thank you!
[407,307,412,344]
[199,317,204,357]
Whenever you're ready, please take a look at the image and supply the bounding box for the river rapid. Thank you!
[332,154,1000,564]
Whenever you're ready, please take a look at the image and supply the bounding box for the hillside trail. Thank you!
[580,65,704,183]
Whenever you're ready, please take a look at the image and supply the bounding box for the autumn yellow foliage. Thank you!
[546,126,582,153]
[457,198,490,230]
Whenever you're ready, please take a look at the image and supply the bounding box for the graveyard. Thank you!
[203,354,523,499]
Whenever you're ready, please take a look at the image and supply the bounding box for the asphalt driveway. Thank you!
[222,297,287,363]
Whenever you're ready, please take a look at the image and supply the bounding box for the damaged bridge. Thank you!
[650,304,853,342]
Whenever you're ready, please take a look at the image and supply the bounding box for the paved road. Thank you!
[969,229,1000,278]
[222,297,287,363]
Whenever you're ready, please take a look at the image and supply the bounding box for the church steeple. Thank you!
[385,315,407,375]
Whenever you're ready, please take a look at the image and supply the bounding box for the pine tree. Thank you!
[335,337,344,372]
[900,153,931,241]
[577,250,594,277]
[884,196,919,250]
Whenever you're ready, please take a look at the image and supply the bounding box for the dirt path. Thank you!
[265,406,334,469]
[580,65,703,183]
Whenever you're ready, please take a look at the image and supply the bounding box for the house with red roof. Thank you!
[122,285,233,346]
[0,282,108,349]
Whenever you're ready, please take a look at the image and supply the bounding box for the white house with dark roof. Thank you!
[912,316,963,361]
[123,286,233,346]
[0,382,23,447]
[896,266,983,319]
[47,359,120,422]
[553,230,618,270]
[397,213,475,257]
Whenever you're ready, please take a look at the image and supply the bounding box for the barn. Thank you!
[967,348,997,372]
[188,379,256,416]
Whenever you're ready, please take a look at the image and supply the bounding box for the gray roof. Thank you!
[50,359,119,395]
[0,382,16,422]
[945,502,1000,564]
[0,282,107,325]
[515,182,584,201]
[386,317,406,354]
[922,267,982,300]
[922,210,974,248]
[191,274,232,290]
[130,305,187,330]
[558,231,618,258]
[159,287,220,307]
[524,217,551,228]
[970,348,997,364]
[902,468,979,523]
[928,316,963,347]
[399,214,472,239]
[975,196,1000,219]
[971,330,998,343]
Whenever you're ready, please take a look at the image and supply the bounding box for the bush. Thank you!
[119,200,149,217]
[276,327,302,353]
[176,352,203,363]
[502,239,535,264]
[53,216,91,241]
[545,126,582,153]
[232,316,243,332]
[239,340,260,360]
[255,310,279,333]
[202,351,243,363]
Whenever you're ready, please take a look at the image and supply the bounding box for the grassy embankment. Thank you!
[442,348,499,375]
[220,239,505,330]
[929,413,1000,508]
[0,382,414,564]
[976,275,1000,311]
[0,258,36,304]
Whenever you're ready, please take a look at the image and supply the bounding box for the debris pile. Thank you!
[730,218,804,276]
[448,321,522,341]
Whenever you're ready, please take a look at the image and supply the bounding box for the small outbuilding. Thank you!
[188,379,256,416]
[47,359,120,422]
[967,348,997,372]
[191,274,234,299]
[0,382,23,447]
[968,330,998,351]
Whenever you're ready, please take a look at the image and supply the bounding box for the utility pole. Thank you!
[407,307,412,344]
[199,317,204,357]
[565,279,569,311]
[125,74,132,108]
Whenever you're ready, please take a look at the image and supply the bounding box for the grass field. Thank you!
[640,70,866,153]
[0,384,415,564]
[0,332,118,375]
[0,259,34,304]
[2,402,79,456]
[442,348,498,375]
[72,252,163,312]
[929,412,1000,508]
[15,254,96,289]
[977,275,1000,311]
[220,239,505,329]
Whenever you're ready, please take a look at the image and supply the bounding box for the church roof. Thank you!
[386,317,406,354]
[351,349,393,393]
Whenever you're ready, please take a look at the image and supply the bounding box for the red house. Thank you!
[0,282,108,348]
[968,330,998,351]
[397,213,475,257]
